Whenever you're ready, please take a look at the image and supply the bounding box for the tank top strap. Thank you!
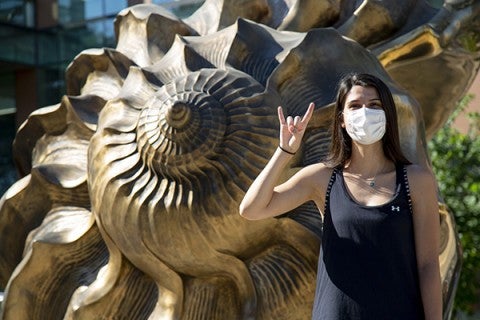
[397,164,413,215]
[323,167,339,215]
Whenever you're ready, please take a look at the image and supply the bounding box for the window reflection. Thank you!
[58,0,126,25]
[0,73,15,111]
[105,0,127,16]
[0,0,199,122]
[0,0,34,27]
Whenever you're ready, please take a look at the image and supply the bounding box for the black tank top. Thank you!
[312,165,424,319]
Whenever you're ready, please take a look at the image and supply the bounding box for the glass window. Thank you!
[0,72,18,193]
[58,0,103,24]
[57,0,123,25]
[0,111,17,196]
[36,66,65,107]
[0,25,35,64]
[61,27,92,62]
[57,0,69,24]
[84,19,108,45]
[83,0,103,20]
[37,32,61,66]
[58,0,82,24]
[59,19,113,63]
[24,0,34,27]
[0,0,34,27]
[0,72,16,111]
[105,0,127,16]
[103,17,117,47]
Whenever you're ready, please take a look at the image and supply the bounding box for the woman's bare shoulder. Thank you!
[302,163,334,211]
[301,162,334,180]
[297,162,335,196]
[405,164,437,194]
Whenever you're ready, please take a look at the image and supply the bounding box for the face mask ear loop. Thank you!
[340,110,345,128]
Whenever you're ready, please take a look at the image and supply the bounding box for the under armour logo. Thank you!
[391,206,400,212]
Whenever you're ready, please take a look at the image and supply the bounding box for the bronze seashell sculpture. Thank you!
[0,0,478,319]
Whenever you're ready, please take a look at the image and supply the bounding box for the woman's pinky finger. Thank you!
[302,103,315,122]
[277,106,286,125]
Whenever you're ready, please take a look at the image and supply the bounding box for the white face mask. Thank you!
[344,107,386,145]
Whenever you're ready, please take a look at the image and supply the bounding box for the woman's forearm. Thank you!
[418,261,443,320]
[239,147,294,220]
[240,103,314,220]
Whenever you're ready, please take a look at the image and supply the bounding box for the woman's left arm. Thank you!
[409,165,443,320]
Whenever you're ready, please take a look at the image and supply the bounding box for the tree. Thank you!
[428,94,480,316]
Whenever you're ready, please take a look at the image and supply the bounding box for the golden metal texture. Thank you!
[0,0,478,319]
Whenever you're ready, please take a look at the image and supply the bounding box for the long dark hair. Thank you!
[325,73,411,168]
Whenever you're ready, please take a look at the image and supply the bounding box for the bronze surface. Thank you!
[1,0,478,319]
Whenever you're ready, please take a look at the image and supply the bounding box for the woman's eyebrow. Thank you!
[346,98,381,103]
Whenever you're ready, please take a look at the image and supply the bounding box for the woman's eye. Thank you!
[346,102,382,110]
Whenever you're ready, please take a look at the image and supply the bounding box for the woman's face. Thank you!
[340,85,387,145]
[341,85,381,127]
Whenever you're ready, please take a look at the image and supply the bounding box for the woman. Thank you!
[239,73,442,319]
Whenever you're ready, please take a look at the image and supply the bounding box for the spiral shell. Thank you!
[135,69,278,206]
[88,65,293,317]
[0,1,476,319]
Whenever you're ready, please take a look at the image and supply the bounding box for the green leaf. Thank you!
[428,94,480,315]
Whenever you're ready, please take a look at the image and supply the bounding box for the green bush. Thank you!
[428,94,480,315]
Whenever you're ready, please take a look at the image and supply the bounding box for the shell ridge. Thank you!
[118,67,161,106]
[240,56,278,86]
[279,202,323,238]
[146,12,199,64]
[221,135,274,167]
[65,95,106,132]
[129,164,152,198]
[93,152,143,197]
[182,70,203,92]
[170,167,195,208]
[182,0,222,36]
[115,10,152,67]
[183,44,217,72]
[248,245,316,313]
[183,24,239,67]
[190,68,220,92]
[209,156,248,201]
[80,69,124,99]
[96,161,146,236]
[207,75,252,102]
[103,48,138,79]
[66,48,134,96]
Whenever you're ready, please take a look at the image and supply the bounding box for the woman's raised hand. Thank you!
[277,102,315,154]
